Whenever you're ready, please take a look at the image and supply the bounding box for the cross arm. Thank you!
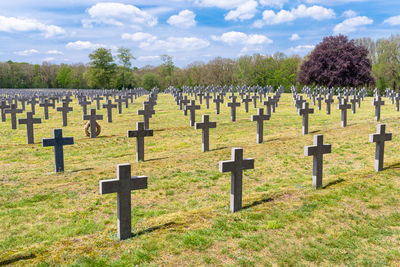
[219,160,235,173]
[99,179,120,194]
[42,138,56,147]
[63,137,74,146]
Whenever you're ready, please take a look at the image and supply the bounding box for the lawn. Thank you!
[1,92,400,266]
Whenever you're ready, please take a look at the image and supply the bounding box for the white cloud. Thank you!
[259,0,288,9]
[0,16,65,38]
[65,41,106,50]
[137,55,160,61]
[167,10,196,28]
[43,57,55,62]
[212,31,273,45]
[254,4,335,27]
[289,45,315,54]
[14,49,39,56]
[305,0,366,4]
[122,32,157,42]
[384,15,400,26]
[83,2,157,28]
[195,0,257,21]
[290,33,300,40]
[342,10,358,18]
[333,16,373,34]
[47,50,64,55]
[225,0,258,21]
[123,33,209,52]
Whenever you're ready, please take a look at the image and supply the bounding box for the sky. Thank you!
[0,0,399,68]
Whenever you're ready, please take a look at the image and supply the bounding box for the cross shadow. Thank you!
[322,178,345,189]
[154,126,189,132]
[145,157,169,162]
[0,253,35,266]
[71,167,94,173]
[265,138,280,142]
[309,130,321,134]
[96,135,117,139]
[242,197,273,210]
[131,222,175,238]
[383,162,400,170]
[210,147,227,151]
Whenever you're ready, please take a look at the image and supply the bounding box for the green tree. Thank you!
[85,48,116,89]
[56,65,73,88]
[159,54,175,88]
[117,47,135,89]
[142,73,159,90]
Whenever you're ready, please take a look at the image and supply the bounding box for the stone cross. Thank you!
[350,96,357,114]
[102,100,117,123]
[115,96,124,114]
[42,129,74,172]
[304,135,331,189]
[181,96,190,115]
[28,97,38,114]
[251,94,259,108]
[83,109,103,138]
[127,121,153,162]
[204,93,212,109]
[263,96,274,116]
[0,100,10,122]
[298,102,314,135]
[93,95,104,110]
[213,95,223,114]
[185,100,201,126]
[39,99,54,120]
[324,95,334,115]
[316,94,323,110]
[138,104,155,130]
[99,163,147,240]
[195,114,216,152]
[5,104,23,129]
[395,93,400,112]
[18,112,42,144]
[80,97,91,116]
[219,148,254,212]
[227,96,240,122]
[372,96,385,121]
[369,124,392,172]
[251,108,270,143]
[337,99,351,127]
[57,102,73,127]
[241,95,252,113]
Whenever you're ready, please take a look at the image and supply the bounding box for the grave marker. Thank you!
[195,114,216,152]
[42,129,74,172]
[304,135,331,189]
[369,124,392,171]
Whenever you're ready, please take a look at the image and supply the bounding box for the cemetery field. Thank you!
[2,93,400,266]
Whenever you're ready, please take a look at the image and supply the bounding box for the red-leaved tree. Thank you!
[298,35,375,87]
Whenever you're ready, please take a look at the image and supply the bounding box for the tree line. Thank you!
[0,34,398,91]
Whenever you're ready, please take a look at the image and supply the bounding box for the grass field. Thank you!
[1,92,400,266]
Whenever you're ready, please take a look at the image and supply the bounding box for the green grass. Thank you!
[1,93,400,266]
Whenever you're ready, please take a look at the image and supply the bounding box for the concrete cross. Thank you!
[337,98,351,127]
[5,104,23,129]
[350,96,357,114]
[227,96,240,122]
[0,100,10,122]
[18,112,42,144]
[241,95,252,113]
[181,96,190,115]
[251,94,259,108]
[57,102,73,127]
[369,124,392,171]
[372,96,385,121]
[138,104,155,130]
[127,121,153,162]
[102,100,117,123]
[324,95,334,115]
[263,96,274,116]
[42,129,74,172]
[28,97,38,114]
[304,135,331,189]
[185,100,201,126]
[395,93,400,112]
[195,114,216,152]
[204,93,212,109]
[298,102,314,135]
[197,91,204,104]
[79,97,91,116]
[99,163,147,240]
[316,94,323,110]
[251,108,270,144]
[219,148,254,212]
[213,95,223,114]
[115,96,124,114]
[39,99,54,120]
[295,95,306,111]
[93,95,104,110]
[83,109,103,138]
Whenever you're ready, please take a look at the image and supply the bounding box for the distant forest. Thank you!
[0,35,398,91]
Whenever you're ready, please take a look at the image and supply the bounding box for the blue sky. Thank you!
[0,0,399,67]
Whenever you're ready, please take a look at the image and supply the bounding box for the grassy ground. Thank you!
[1,92,400,266]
